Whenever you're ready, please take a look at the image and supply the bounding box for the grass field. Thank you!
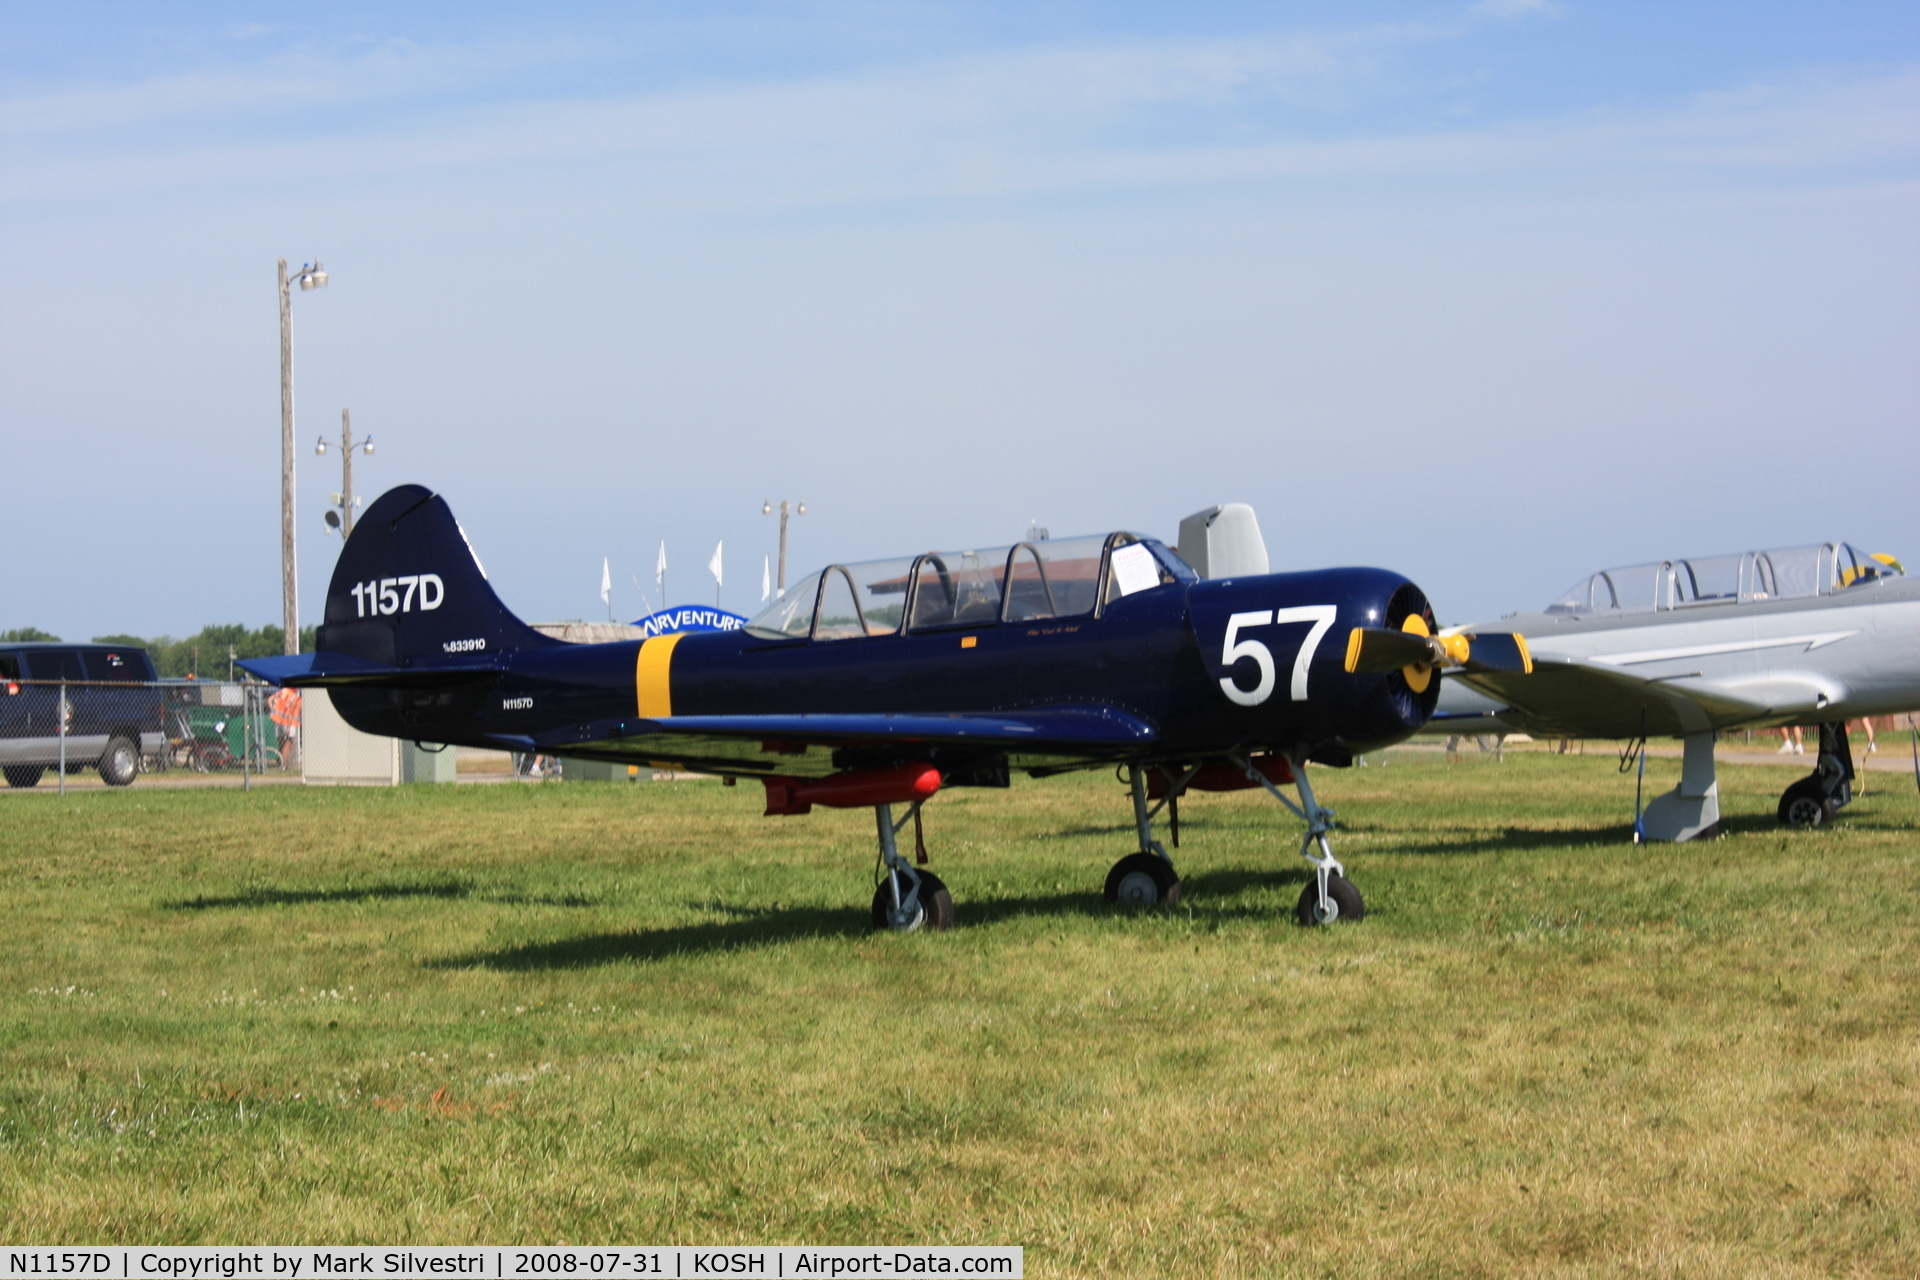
[2,751,1916,1276]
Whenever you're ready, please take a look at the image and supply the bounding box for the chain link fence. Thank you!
[10,674,1915,794]
[1,678,290,792]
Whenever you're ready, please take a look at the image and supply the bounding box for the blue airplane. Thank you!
[243,485,1531,931]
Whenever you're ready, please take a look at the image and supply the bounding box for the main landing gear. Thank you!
[1104,765,1185,908]
[870,800,954,932]
[1778,721,1856,829]
[1107,755,1365,925]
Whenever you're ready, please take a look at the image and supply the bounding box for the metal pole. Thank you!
[341,409,355,539]
[278,260,299,657]
[242,686,252,793]
[777,503,790,595]
[57,678,66,797]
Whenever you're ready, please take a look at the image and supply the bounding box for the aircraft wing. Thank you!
[492,704,1160,778]
[1451,657,1829,739]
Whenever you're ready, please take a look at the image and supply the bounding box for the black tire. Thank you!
[1295,871,1365,926]
[871,869,955,932]
[4,765,44,789]
[1777,778,1831,828]
[98,736,139,787]
[1104,852,1182,908]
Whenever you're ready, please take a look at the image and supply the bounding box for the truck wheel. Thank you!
[99,736,139,786]
[4,766,43,788]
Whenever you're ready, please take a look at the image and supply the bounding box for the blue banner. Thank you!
[632,606,749,638]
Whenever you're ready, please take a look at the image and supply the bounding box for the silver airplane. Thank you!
[1429,542,1918,840]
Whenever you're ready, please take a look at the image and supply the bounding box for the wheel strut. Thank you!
[1105,764,1190,908]
[1227,751,1364,925]
[872,801,952,931]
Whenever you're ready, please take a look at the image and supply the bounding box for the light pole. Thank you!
[316,408,373,538]
[762,499,806,596]
[279,258,328,655]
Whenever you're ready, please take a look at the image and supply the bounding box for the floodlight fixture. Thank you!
[763,498,807,596]
[321,408,374,539]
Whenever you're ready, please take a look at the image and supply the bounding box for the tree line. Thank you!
[1,625,317,679]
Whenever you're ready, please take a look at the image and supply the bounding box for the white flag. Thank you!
[761,555,771,603]
[709,540,724,588]
[655,541,667,589]
[600,557,611,605]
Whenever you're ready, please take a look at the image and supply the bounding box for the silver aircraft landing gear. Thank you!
[1105,764,1188,908]
[1639,730,1720,842]
[870,800,954,932]
[1227,751,1365,926]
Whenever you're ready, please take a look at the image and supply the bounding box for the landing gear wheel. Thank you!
[1104,853,1182,908]
[98,736,139,787]
[1295,872,1365,926]
[4,765,44,788]
[871,869,954,933]
[1777,779,1835,828]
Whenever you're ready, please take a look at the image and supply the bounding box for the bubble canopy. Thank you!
[745,534,1196,640]
[1546,543,1903,616]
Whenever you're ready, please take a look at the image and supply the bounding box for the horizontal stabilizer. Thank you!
[237,651,500,689]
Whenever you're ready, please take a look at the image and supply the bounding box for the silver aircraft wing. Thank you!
[1448,658,1795,739]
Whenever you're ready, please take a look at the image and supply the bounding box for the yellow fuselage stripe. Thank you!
[636,634,683,718]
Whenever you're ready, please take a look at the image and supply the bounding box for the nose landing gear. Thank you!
[1223,751,1365,926]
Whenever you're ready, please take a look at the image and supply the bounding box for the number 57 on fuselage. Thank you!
[242,486,1531,930]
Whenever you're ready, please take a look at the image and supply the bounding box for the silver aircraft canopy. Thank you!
[1545,543,1904,616]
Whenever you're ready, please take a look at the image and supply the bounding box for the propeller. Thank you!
[1343,617,1532,691]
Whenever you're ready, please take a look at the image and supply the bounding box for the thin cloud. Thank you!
[4,37,1913,216]
[1469,0,1561,18]
[0,33,588,139]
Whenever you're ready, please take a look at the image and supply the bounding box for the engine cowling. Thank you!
[1185,569,1443,755]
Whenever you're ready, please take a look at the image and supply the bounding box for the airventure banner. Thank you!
[632,606,749,639]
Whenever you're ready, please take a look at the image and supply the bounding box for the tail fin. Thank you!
[318,485,558,665]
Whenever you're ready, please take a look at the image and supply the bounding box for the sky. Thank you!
[3,1,1917,643]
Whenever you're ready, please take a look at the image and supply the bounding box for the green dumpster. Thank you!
[184,703,273,767]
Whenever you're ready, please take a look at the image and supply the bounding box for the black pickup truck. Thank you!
[0,643,166,787]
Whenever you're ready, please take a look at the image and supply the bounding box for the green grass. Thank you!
[2,753,1916,1276]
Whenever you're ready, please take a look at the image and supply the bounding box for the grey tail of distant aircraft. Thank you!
[317,483,559,666]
